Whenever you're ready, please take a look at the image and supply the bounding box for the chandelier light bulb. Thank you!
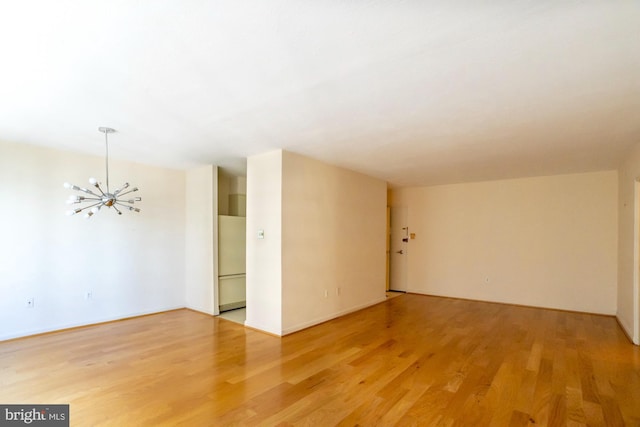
[63,127,142,219]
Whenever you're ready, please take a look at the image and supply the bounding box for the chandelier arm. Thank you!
[76,201,105,213]
[115,202,140,212]
[93,183,107,197]
[112,204,122,215]
[113,183,129,196]
[115,201,140,209]
[117,188,139,197]
[80,190,101,198]
[70,184,101,198]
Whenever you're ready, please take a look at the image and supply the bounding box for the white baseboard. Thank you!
[243,320,282,337]
[616,313,637,345]
[185,303,215,316]
[406,289,616,316]
[0,305,185,341]
[281,296,387,336]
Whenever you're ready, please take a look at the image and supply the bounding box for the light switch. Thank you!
[257,229,265,239]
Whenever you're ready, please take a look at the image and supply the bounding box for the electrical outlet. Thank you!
[85,291,93,300]
[26,297,34,308]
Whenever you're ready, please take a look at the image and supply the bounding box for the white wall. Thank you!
[281,151,387,334]
[185,165,217,315]
[245,150,283,335]
[393,171,618,315]
[0,140,186,340]
[245,150,386,335]
[618,142,640,344]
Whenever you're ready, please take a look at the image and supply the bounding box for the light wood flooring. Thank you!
[1,294,639,426]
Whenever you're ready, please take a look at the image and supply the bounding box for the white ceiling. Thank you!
[0,1,639,187]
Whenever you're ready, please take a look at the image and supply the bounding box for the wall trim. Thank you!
[184,307,215,316]
[281,296,387,336]
[616,314,636,345]
[243,323,282,337]
[406,288,616,317]
[409,292,639,344]
[0,305,186,342]
[244,320,282,337]
[185,302,216,316]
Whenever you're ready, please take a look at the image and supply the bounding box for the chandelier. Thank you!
[64,127,141,218]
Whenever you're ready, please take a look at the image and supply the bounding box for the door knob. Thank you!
[396,250,403,254]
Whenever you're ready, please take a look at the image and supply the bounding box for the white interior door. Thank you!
[389,206,408,292]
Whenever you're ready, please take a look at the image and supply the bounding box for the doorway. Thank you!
[217,170,247,321]
[389,206,408,292]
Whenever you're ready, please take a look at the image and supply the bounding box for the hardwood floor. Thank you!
[1,294,639,426]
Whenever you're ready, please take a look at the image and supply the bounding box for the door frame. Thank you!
[389,206,408,292]
[386,206,391,291]
[633,181,640,344]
